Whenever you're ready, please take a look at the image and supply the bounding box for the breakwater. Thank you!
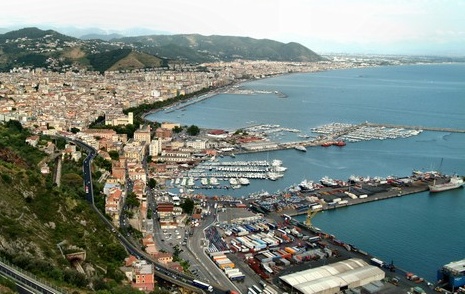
[236,122,465,155]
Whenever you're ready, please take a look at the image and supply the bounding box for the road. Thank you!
[75,139,230,294]
[0,260,63,294]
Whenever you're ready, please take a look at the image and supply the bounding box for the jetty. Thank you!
[236,122,465,154]
[364,122,465,133]
[249,173,457,219]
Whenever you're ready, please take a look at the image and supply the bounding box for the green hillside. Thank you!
[88,49,167,73]
[115,34,325,63]
[0,27,324,72]
[0,121,135,293]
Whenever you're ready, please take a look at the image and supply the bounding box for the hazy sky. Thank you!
[2,0,464,55]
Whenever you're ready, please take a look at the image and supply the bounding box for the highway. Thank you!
[0,260,63,294]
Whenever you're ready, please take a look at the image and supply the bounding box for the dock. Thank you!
[364,122,465,133]
[268,176,454,219]
[236,122,465,154]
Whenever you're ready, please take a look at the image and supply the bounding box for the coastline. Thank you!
[141,60,459,125]
[142,62,465,291]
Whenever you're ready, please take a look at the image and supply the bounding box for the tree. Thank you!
[108,150,120,160]
[148,178,157,189]
[125,192,140,209]
[180,198,194,214]
[6,119,23,132]
[70,127,80,134]
[173,126,183,133]
[186,125,200,136]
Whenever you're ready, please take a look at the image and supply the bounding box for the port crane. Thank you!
[305,206,321,227]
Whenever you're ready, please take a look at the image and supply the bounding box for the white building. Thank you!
[149,138,162,156]
[185,139,207,150]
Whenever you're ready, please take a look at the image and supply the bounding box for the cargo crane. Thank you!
[305,206,321,227]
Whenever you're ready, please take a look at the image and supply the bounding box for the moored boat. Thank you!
[294,145,307,152]
[429,175,464,192]
[239,177,250,185]
[320,176,339,187]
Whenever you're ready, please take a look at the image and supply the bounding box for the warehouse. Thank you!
[279,258,385,294]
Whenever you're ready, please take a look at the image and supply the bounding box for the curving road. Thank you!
[75,139,230,294]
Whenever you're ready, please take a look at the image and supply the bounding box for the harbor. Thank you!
[146,63,465,288]
[236,121,465,154]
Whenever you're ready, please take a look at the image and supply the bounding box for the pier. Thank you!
[236,122,465,154]
[364,122,465,133]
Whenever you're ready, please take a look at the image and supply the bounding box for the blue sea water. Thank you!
[146,63,465,282]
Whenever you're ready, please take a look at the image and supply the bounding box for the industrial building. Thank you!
[437,258,465,290]
[279,258,385,294]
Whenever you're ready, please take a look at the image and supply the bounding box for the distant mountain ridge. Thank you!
[113,34,324,62]
[0,27,324,72]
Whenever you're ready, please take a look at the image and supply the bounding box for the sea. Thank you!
[146,63,465,283]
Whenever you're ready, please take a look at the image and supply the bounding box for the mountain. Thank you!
[88,48,167,72]
[0,26,76,42]
[0,27,324,73]
[113,34,324,63]
[0,27,167,73]
[80,33,125,41]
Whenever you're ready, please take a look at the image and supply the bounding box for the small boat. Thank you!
[239,178,250,185]
[333,140,346,147]
[294,145,307,152]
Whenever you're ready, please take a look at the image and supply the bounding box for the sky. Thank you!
[1,0,464,56]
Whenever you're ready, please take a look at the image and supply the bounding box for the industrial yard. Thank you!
[197,173,452,294]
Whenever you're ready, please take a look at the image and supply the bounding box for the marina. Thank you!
[169,159,288,191]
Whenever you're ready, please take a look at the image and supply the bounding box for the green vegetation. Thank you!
[0,120,134,293]
[0,27,327,72]
[88,87,210,137]
[180,198,195,215]
[115,34,325,63]
[88,48,139,73]
[108,150,120,160]
[148,178,157,189]
[186,125,200,136]
[173,126,183,133]
[0,275,16,293]
[107,50,166,72]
